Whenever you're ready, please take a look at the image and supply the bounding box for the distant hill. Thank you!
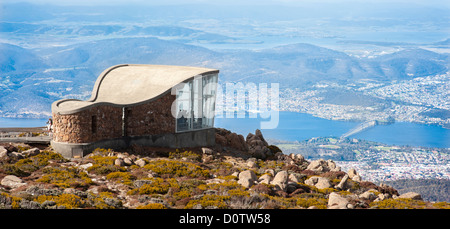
[369,48,449,79]
[38,37,221,71]
[0,43,47,72]
[0,37,449,118]
[384,179,450,202]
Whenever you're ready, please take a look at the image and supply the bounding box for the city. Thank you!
[272,137,450,182]
[279,72,450,129]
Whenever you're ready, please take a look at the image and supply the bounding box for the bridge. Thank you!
[341,120,377,139]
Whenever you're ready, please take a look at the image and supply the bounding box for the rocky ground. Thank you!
[1,128,449,209]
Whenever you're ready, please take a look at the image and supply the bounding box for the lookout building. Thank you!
[51,64,219,158]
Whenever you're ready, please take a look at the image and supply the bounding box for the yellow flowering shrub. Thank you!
[0,192,22,209]
[86,155,126,175]
[37,166,93,189]
[35,193,85,209]
[143,159,210,178]
[136,203,167,209]
[185,194,230,209]
[88,192,122,209]
[369,198,428,209]
[2,150,68,177]
[128,178,179,195]
[169,150,202,162]
[106,171,136,186]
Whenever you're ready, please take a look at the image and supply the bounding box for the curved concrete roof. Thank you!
[52,64,219,114]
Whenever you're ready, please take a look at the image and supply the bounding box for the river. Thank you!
[1,112,449,148]
[215,111,450,149]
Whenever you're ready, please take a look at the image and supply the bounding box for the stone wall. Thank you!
[52,92,176,144]
[52,105,123,143]
[125,93,176,137]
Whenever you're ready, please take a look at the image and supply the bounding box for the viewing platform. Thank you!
[0,127,51,144]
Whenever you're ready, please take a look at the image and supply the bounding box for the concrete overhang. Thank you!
[52,64,219,115]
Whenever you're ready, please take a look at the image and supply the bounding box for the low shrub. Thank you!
[0,192,22,209]
[432,202,450,209]
[369,198,428,209]
[169,150,202,162]
[35,193,85,209]
[295,196,327,209]
[1,164,30,177]
[15,150,67,174]
[0,150,67,177]
[143,159,210,178]
[185,194,230,209]
[136,203,167,209]
[86,154,126,175]
[106,171,136,186]
[37,166,93,189]
[228,189,250,198]
[128,178,179,195]
[87,192,123,209]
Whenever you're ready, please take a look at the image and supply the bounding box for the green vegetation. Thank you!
[0,150,67,177]
[35,193,86,209]
[1,145,449,209]
[143,159,210,178]
[37,166,93,189]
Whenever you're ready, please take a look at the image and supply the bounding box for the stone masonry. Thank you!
[125,93,176,137]
[53,92,176,144]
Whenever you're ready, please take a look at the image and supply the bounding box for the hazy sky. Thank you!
[2,0,449,7]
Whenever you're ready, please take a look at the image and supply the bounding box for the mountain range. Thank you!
[0,36,449,118]
[0,2,449,118]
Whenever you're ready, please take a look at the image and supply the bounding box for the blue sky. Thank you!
[2,0,449,7]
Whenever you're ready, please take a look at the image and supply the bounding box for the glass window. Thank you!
[176,81,192,132]
[176,73,218,132]
[202,74,218,128]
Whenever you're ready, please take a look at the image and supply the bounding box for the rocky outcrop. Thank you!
[271,171,289,191]
[306,159,340,173]
[305,176,332,189]
[328,192,353,209]
[1,175,26,189]
[215,128,278,160]
[399,192,423,201]
[0,146,7,158]
[0,129,445,209]
[238,170,257,188]
[246,129,272,159]
[215,128,248,152]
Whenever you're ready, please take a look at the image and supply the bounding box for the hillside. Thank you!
[384,179,450,203]
[1,36,448,118]
[1,128,449,209]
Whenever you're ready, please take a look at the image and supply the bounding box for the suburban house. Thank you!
[51,64,219,158]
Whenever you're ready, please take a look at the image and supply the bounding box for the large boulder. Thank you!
[271,171,289,191]
[328,192,352,209]
[306,159,340,173]
[215,128,248,151]
[1,175,26,189]
[399,192,423,201]
[135,159,146,167]
[0,146,8,158]
[238,170,257,188]
[334,174,349,190]
[359,189,378,201]
[246,129,272,159]
[305,176,332,189]
[258,174,273,184]
[348,168,362,182]
[21,148,40,157]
